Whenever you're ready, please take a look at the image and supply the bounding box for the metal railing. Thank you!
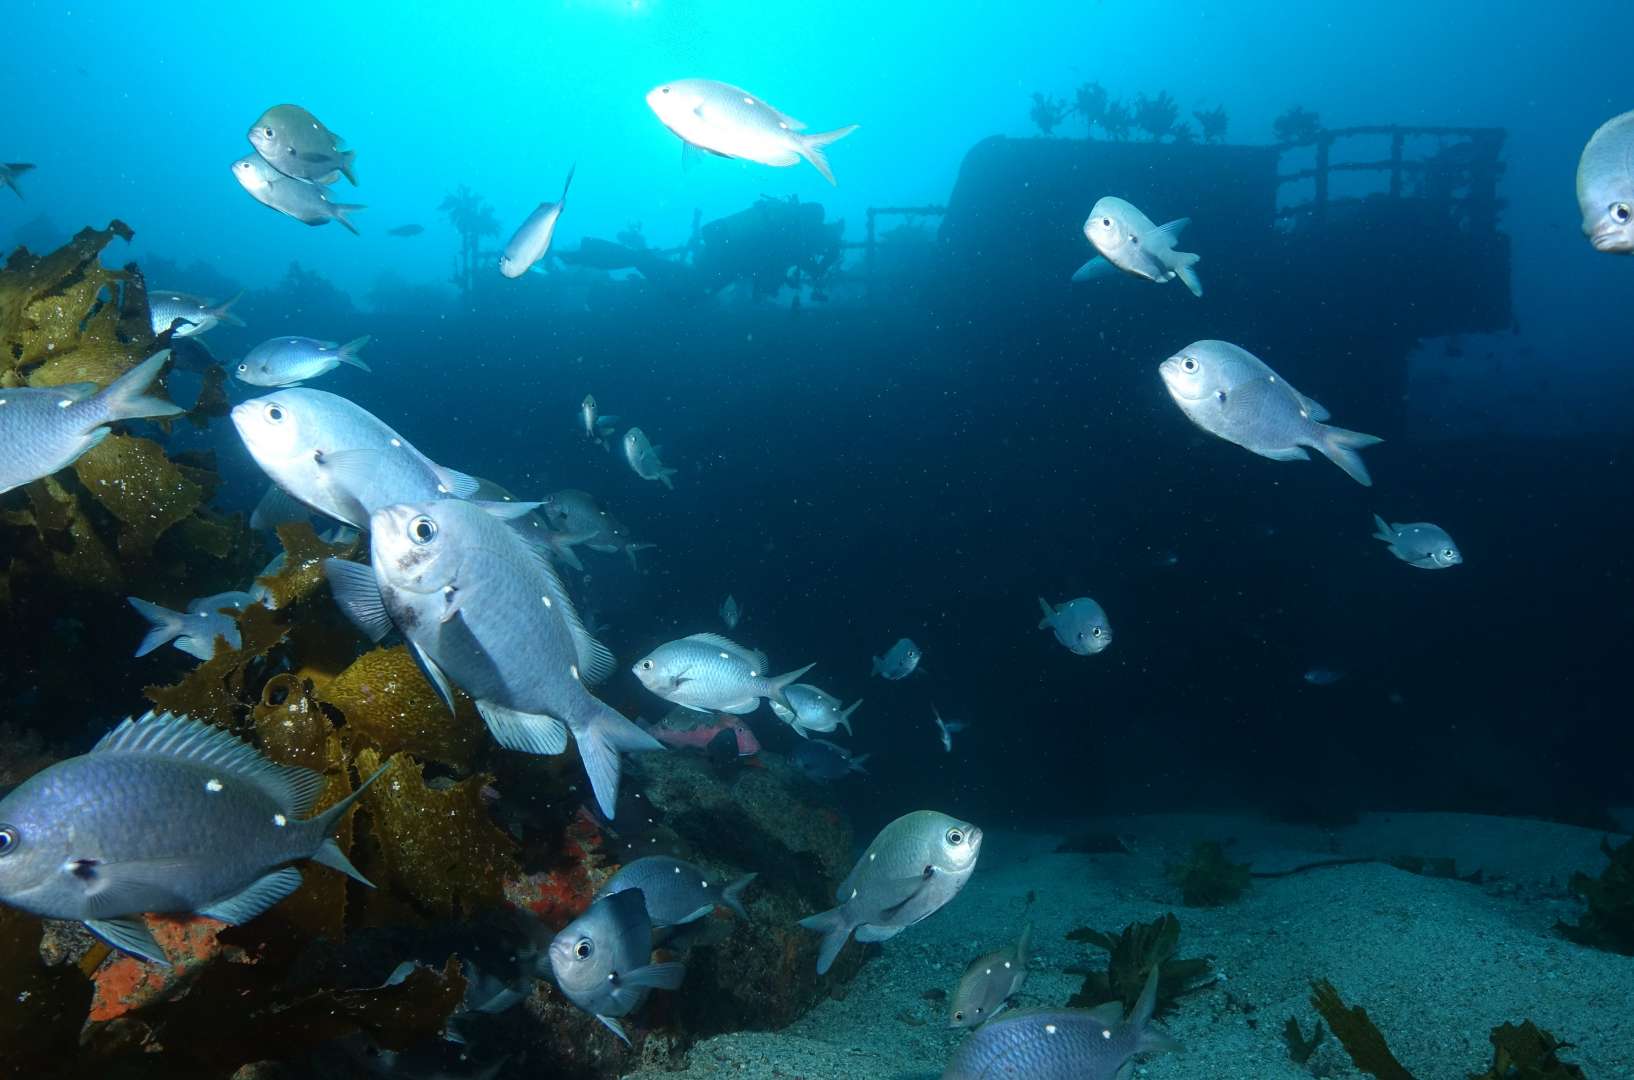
[1274,125,1506,229]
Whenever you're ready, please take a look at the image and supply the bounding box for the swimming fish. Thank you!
[720,594,742,630]
[386,224,424,237]
[1576,110,1634,254]
[949,922,1031,1028]
[539,489,656,571]
[331,498,661,818]
[0,711,382,965]
[932,705,967,753]
[580,395,619,450]
[247,104,356,185]
[0,351,184,496]
[1076,196,1202,297]
[632,633,813,715]
[235,335,372,387]
[548,889,686,1044]
[871,637,922,679]
[799,810,982,975]
[231,387,478,529]
[500,166,574,278]
[147,290,245,338]
[1037,596,1112,655]
[941,965,1179,1079]
[1303,667,1346,686]
[1159,340,1382,486]
[623,427,678,489]
[769,683,860,738]
[789,738,870,782]
[0,162,34,198]
[1371,514,1463,569]
[595,855,757,927]
[645,79,858,185]
[128,591,255,661]
[232,154,364,234]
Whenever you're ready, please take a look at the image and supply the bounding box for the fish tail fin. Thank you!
[839,699,862,735]
[97,350,185,424]
[721,872,758,920]
[797,904,855,974]
[337,335,372,372]
[625,542,656,572]
[1036,596,1055,629]
[1173,251,1203,297]
[1371,513,1394,542]
[1312,424,1384,486]
[127,596,187,657]
[332,202,365,235]
[1015,920,1033,967]
[560,163,576,202]
[849,752,871,774]
[308,763,389,886]
[658,467,677,490]
[339,149,358,186]
[208,290,246,327]
[799,124,859,186]
[3,163,33,197]
[766,662,816,712]
[1131,961,1182,1053]
[574,700,663,819]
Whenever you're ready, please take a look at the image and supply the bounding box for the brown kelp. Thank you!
[1064,912,1213,1016]
[1555,834,1634,955]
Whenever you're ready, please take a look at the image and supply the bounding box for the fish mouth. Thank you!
[1590,229,1633,253]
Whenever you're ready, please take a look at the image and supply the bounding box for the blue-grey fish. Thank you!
[148,290,245,338]
[1371,514,1462,569]
[128,591,256,661]
[1159,340,1382,486]
[632,633,813,715]
[539,489,656,571]
[595,855,756,927]
[623,427,677,489]
[790,738,870,782]
[942,965,1179,1079]
[871,637,922,679]
[0,351,184,496]
[1303,667,1345,686]
[248,104,356,185]
[1577,110,1634,254]
[769,683,860,738]
[645,79,858,185]
[580,394,619,450]
[0,711,382,965]
[932,705,968,753]
[800,810,982,975]
[1037,596,1112,655]
[499,166,574,278]
[548,889,686,1044]
[1,162,34,198]
[950,922,1031,1028]
[232,154,363,234]
[231,387,478,530]
[1075,196,1202,296]
[720,594,742,630]
[236,335,372,387]
[328,498,661,818]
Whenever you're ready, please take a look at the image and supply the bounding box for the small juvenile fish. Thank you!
[247,104,357,185]
[386,224,424,237]
[1037,596,1112,655]
[1,162,34,198]
[1076,196,1202,297]
[1303,667,1346,686]
[645,79,858,185]
[720,593,742,630]
[769,683,860,738]
[580,395,619,450]
[871,637,922,679]
[500,166,574,278]
[232,154,364,234]
[548,889,686,1044]
[950,922,1031,1028]
[623,427,678,489]
[790,738,870,782]
[1577,110,1634,254]
[148,290,245,338]
[633,633,812,715]
[0,351,184,495]
[1371,514,1463,569]
[236,335,372,387]
[0,711,382,964]
[128,591,256,661]
[799,810,982,975]
[595,855,757,927]
[932,705,968,753]
[1159,340,1382,486]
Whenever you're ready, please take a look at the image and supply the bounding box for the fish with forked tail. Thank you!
[232,154,364,233]
[1076,196,1202,296]
[645,79,858,185]
[949,922,1031,1027]
[633,633,813,715]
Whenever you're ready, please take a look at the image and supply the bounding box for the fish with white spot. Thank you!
[645,79,857,185]
[580,394,619,450]
[932,705,968,753]
[632,633,813,715]
[594,855,756,928]
[500,166,574,278]
[623,427,677,489]
[1371,514,1462,569]
[1037,596,1112,655]
[538,488,656,571]
[949,922,1031,1028]
[232,154,364,233]
[148,290,245,338]
[235,335,372,387]
[770,683,861,738]
[871,637,922,679]
[247,104,356,185]
[128,591,256,661]
[548,889,685,1044]
[1074,196,1202,297]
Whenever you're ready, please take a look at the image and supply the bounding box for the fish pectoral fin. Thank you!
[74,855,208,918]
[409,639,458,712]
[876,869,938,921]
[323,558,395,642]
[197,866,304,925]
[85,917,169,966]
[620,961,686,991]
[596,1015,632,1045]
[437,585,463,624]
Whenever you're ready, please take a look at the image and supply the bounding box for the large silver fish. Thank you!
[1159,340,1382,486]
[1037,596,1112,655]
[1371,514,1462,569]
[548,889,686,1044]
[594,855,756,927]
[622,427,677,489]
[236,335,372,387]
[769,683,860,738]
[949,921,1031,1028]
[248,104,357,185]
[1576,110,1634,254]
[328,498,661,818]
[0,711,381,965]
[499,166,574,278]
[1,162,34,198]
[128,591,256,661]
[148,290,245,338]
[799,810,982,975]
[232,154,364,234]
[632,632,812,715]
[645,79,857,185]
[1076,196,1202,296]
[0,351,184,495]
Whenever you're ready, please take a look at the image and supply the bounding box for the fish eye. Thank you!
[1101,217,1112,227]
[237,363,247,372]
[0,826,16,855]
[1181,357,1199,373]
[263,127,274,138]
[574,939,593,960]
[1442,548,1456,559]
[409,516,438,544]
[661,87,670,94]
[264,403,285,423]
[1092,627,1103,637]
[1614,203,1632,224]
[953,1011,964,1021]
[640,659,654,670]
[946,827,964,846]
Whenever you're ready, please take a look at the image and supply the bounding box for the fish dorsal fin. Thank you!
[683,633,766,671]
[92,712,324,816]
[510,530,617,685]
[1146,217,1191,247]
[1084,1000,1125,1027]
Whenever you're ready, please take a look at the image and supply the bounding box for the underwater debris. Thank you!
[1309,979,1415,1080]
[1028,92,1069,136]
[1471,1020,1587,1080]
[1284,1015,1327,1065]
[1555,834,1634,955]
[1134,90,1181,141]
[321,645,487,773]
[440,185,501,296]
[1195,104,1229,143]
[1167,840,1252,906]
[1064,912,1213,1016]
[1275,104,1324,144]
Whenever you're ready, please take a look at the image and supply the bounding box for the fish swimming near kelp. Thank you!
[128,591,255,661]
[248,103,357,185]
[235,335,373,387]
[148,290,245,338]
[547,888,686,1044]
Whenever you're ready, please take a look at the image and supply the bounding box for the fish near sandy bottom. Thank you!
[0,712,382,965]
[1372,514,1463,569]
[1076,195,1202,297]
[645,78,858,185]
[941,965,1179,1079]
[548,888,686,1044]
[949,921,1031,1028]
[1159,339,1383,486]
[799,810,982,975]
[594,855,756,927]
[1576,109,1634,253]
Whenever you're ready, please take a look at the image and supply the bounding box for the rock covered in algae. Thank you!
[321,645,486,773]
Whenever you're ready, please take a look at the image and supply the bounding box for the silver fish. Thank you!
[1037,596,1112,655]
[1371,514,1462,569]
[128,591,256,661]
[148,290,245,338]
[232,154,364,234]
[1076,196,1202,296]
[941,965,1179,1080]
[594,855,756,927]
[580,394,619,450]
[1159,340,1382,486]
[789,738,870,782]
[500,166,574,278]
[799,810,981,975]
[236,335,372,387]
[949,922,1031,1028]
[932,705,967,753]
[645,79,858,185]
[622,427,677,489]
[1577,110,1634,254]
[247,104,356,185]
[0,351,184,495]
[328,498,661,818]
[548,889,686,1044]
[1,162,35,198]
[871,637,922,679]
[720,594,742,630]
[632,632,812,715]
[0,711,381,965]
[769,683,860,738]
